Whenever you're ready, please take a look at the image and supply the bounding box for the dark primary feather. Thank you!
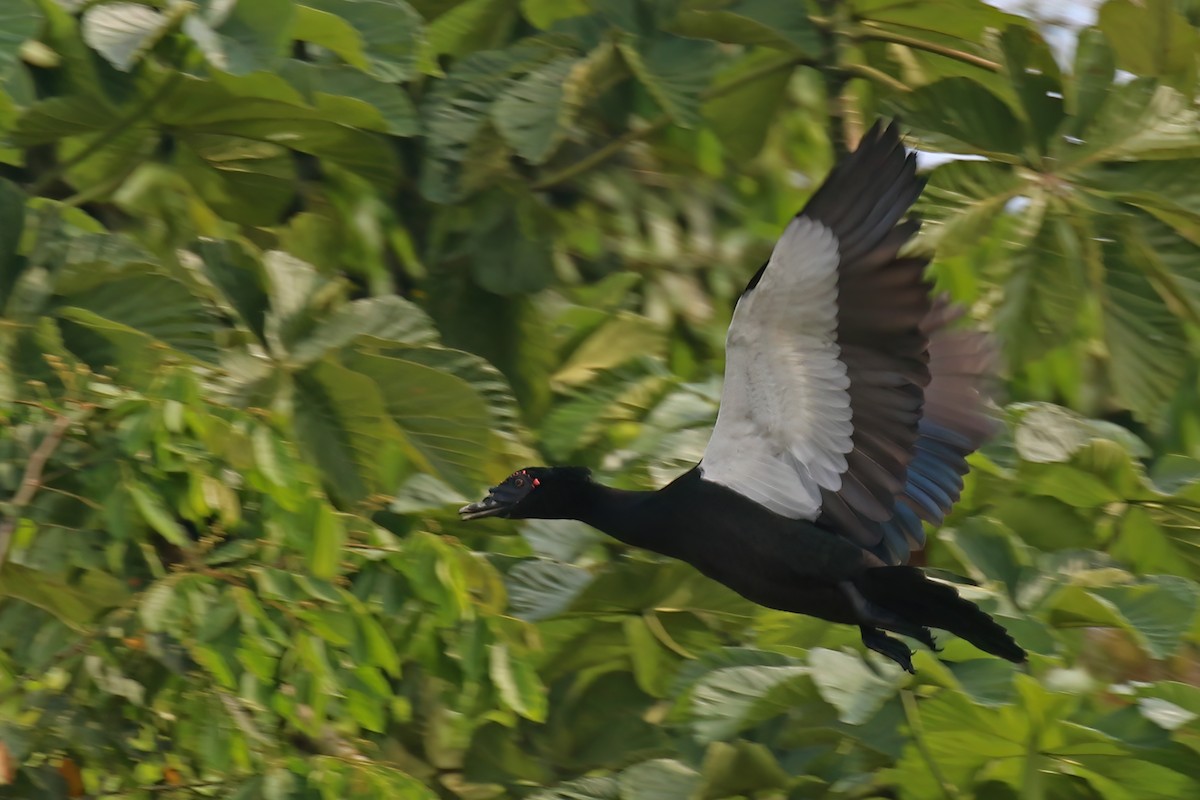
[803,120,936,556]
[459,121,1024,672]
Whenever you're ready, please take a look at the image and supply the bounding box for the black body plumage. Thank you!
[459,122,1025,672]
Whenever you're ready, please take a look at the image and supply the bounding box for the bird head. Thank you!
[459,466,592,520]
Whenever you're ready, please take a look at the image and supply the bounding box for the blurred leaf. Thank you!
[192,238,269,341]
[619,759,700,800]
[808,647,906,724]
[0,565,127,630]
[466,189,557,295]
[490,641,547,721]
[0,0,40,79]
[553,313,665,388]
[702,50,792,161]
[308,503,346,579]
[853,0,1023,41]
[697,740,790,799]
[1098,0,1199,82]
[341,346,497,492]
[81,3,174,72]
[1088,576,1199,659]
[0,178,27,310]
[1100,223,1190,422]
[301,0,424,81]
[996,25,1063,155]
[126,481,190,546]
[1068,27,1116,137]
[690,662,811,741]
[291,296,437,364]
[292,358,400,504]
[492,55,578,163]
[670,0,820,53]
[282,61,421,137]
[184,0,294,74]
[426,0,519,58]
[619,35,719,127]
[506,559,594,621]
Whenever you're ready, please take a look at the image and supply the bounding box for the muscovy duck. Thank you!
[459,121,1024,672]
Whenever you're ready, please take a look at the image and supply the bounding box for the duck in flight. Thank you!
[459,121,1025,672]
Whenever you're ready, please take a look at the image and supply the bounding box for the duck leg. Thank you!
[860,626,915,673]
[840,581,939,659]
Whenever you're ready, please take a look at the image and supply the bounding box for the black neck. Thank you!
[567,482,668,554]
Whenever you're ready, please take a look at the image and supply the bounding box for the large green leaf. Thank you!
[292,358,403,504]
[552,313,665,388]
[619,35,719,128]
[1099,221,1190,421]
[702,49,793,161]
[996,208,1087,361]
[900,77,1025,158]
[341,346,497,492]
[419,45,550,201]
[54,265,221,365]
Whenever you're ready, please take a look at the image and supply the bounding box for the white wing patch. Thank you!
[699,217,852,519]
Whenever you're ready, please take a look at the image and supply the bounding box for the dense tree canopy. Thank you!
[1,0,1199,797]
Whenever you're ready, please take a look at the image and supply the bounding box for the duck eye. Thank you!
[514,478,525,488]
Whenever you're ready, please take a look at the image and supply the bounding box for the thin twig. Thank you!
[855,23,1001,72]
[0,413,75,568]
[842,63,913,94]
[533,52,812,190]
[900,689,959,800]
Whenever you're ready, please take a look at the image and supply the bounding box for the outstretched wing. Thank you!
[699,121,941,550]
[873,300,998,564]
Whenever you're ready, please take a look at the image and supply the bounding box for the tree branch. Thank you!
[842,63,913,94]
[0,413,75,569]
[854,23,1001,72]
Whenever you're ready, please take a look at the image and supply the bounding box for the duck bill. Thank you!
[458,495,509,520]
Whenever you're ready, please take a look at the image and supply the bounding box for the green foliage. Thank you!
[1,0,1199,798]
